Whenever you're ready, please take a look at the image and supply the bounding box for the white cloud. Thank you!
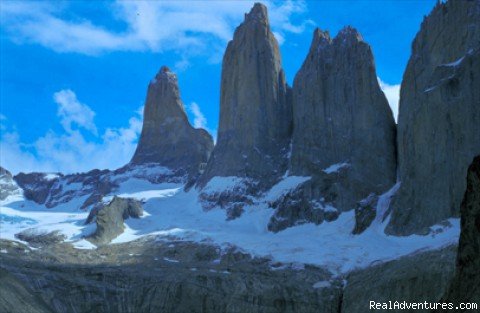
[0,91,143,174]
[188,102,208,130]
[0,1,310,57]
[54,89,97,135]
[378,77,400,122]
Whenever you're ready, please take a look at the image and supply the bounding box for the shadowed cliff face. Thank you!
[387,0,480,235]
[198,3,292,189]
[131,66,214,177]
[437,156,480,309]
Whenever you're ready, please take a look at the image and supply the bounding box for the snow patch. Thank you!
[44,173,60,181]
[0,173,460,275]
[264,176,310,202]
[323,162,350,174]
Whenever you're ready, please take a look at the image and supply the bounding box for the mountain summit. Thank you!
[198,2,292,188]
[131,66,214,177]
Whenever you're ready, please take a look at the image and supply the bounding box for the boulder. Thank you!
[88,197,143,245]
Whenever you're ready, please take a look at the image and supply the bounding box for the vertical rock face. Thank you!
[438,156,480,307]
[198,3,291,188]
[387,0,480,235]
[268,26,396,231]
[291,27,396,194]
[131,66,214,177]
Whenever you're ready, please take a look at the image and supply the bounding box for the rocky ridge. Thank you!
[12,163,179,211]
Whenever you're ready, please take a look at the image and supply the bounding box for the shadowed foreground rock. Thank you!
[0,239,456,313]
[436,156,480,311]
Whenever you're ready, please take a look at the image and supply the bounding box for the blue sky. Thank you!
[0,0,436,174]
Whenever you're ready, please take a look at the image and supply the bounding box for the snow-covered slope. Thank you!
[0,167,459,274]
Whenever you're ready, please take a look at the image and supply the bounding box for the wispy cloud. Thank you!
[0,0,311,58]
[54,89,97,135]
[0,90,143,174]
[188,102,208,130]
[378,77,400,122]
[188,102,216,142]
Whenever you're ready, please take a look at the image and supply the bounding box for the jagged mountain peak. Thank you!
[130,65,213,174]
[311,28,332,50]
[334,26,364,43]
[244,2,269,24]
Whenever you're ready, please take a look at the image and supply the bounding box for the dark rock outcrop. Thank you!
[352,193,378,235]
[88,197,143,245]
[437,156,480,309]
[387,0,480,235]
[131,66,214,177]
[198,3,292,189]
[267,178,341,233]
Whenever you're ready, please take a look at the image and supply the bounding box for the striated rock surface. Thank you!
[88,197,143,245]
[438,156,480,310]
[131,66,214,177]
[198,3,292,189]
[0,268,52,313]
[291,27,396,190]
[387,0,480,235]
